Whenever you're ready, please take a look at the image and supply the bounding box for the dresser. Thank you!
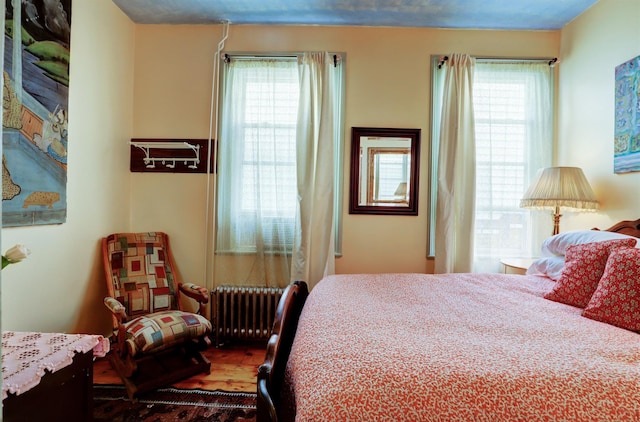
[2,331,109,422]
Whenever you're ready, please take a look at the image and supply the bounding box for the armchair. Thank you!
[102,232,211,399]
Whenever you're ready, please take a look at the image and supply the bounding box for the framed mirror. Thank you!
[349,127,421,215]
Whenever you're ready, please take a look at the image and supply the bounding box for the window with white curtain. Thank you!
[216,56,344,254]
[430,58,553,272]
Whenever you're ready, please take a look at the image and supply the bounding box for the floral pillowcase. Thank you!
[583,247,640,332]
[543,238,638,308]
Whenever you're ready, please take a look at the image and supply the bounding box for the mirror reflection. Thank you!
[361,145,411,206]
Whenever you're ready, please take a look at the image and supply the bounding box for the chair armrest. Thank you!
[179,283,209,315]
[103,297,129,358]
[104,297,127,320]
[179,283,209,304]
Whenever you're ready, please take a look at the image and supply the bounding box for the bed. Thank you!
[257,219,640,422]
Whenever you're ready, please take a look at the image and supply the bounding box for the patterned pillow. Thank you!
[543,238,637,308]
[123,310,212,356]
[583,248,640,332]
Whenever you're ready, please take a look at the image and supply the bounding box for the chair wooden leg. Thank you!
[107,345,212,401]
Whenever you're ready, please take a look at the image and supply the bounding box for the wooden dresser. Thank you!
[2,331,109,422]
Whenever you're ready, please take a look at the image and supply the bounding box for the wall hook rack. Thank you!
[130,141,200,169]
[129,139,215,173]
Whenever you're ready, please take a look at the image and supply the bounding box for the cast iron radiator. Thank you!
[211,285,285,347]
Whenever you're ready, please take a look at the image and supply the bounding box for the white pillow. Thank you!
[526,256,566,281]
[540,230,638,257]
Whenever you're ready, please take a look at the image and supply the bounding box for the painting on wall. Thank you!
[614,55,640,174]
[2,0,71,227]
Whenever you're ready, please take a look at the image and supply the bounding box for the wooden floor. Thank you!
[93,343,266,392]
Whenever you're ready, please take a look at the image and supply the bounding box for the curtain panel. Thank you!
[215,59,299,287]
[434,53,477,273]
[292,52,336,288]
[215,54,339,289]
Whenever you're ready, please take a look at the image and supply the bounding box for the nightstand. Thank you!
[500,258,537,275]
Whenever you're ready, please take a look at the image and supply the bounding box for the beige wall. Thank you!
[1,0,134,334]
[7,1,636,334]
[132,25,559,281]
[557,0,640,231]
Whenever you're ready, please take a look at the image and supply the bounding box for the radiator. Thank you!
[212,285,285,347]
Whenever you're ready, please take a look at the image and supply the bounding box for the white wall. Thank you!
[557,0,640,231]
[1,0,135,335]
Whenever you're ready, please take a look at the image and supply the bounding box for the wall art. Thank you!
[3,0,71,226]
[614,55,640,173]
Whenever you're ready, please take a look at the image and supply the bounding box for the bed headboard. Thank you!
[598,218,640,238]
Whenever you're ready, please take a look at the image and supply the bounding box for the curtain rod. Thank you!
[223,53,343,67]
[437,55,558,69]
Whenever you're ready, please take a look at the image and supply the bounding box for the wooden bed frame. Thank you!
[257,280,309,422]
[596,218,640,238]
[256,218,640,422]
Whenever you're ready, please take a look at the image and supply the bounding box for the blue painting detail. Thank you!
[614,55,640,174]
[3,0,71,227]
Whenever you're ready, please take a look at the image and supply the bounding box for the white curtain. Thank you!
[215,54,339,289]
[215,59,298,288]
[472,62,552,272]
[291,52,336,289]
[435,53,477,273]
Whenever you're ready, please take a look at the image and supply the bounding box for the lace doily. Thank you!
[2,331,109,399]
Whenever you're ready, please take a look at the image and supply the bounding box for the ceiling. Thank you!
[112,0,599,31]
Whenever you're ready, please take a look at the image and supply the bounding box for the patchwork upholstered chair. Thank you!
[102,232,211,399]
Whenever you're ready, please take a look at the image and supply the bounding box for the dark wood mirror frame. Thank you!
[349,127,421,215]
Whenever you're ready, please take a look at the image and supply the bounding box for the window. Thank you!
[430,58,553,271]
[217,56,344,254]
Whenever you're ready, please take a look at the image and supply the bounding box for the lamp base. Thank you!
[552,206,562,236]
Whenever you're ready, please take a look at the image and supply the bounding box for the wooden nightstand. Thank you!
[500,258,537,275]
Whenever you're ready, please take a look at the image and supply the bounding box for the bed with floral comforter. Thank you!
[280,272,640,421]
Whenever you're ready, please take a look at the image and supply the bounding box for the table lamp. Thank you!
[520,167,599,235]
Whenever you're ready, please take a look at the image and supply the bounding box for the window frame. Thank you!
[427,55,555,259]
[216,52,346,255]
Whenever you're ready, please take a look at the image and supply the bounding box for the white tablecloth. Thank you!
[1,330,110,399]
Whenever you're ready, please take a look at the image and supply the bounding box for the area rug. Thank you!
[93,384,256,421]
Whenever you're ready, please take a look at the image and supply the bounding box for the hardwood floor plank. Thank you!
[93,344,266,393]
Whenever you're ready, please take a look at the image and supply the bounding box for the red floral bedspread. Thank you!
[285,273,640,421]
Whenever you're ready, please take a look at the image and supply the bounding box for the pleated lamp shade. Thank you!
[520,167,599,235]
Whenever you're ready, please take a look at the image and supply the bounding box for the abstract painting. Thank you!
[614,55,640,174]
[2,0,71,226]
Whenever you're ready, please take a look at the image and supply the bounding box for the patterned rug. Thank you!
[93,384,256,421]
